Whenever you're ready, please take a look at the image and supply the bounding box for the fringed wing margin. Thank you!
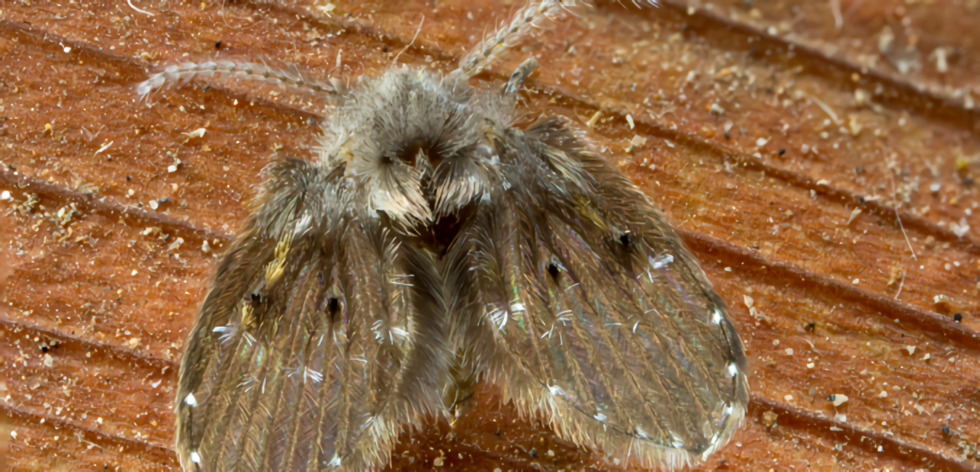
[174,158,446,471]
[456,119,749,469]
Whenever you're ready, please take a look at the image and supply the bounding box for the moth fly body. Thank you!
[136,0,747,470]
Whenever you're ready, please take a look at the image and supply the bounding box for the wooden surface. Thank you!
[1,0,979,470]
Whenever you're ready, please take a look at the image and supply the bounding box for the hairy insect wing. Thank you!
[175,158,448,471]
[142,0,747,470]
[454,119,748,468]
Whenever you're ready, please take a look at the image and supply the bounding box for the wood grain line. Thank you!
[0,308,179,367]
[650,0,980,132]
[2,353,969,472]
[749,397,974,472]
[0,169,231,244]
[0,402,177,458]
[680,229,980,350]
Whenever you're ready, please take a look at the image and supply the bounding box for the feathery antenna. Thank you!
[451,0,658,81]
[453,0,575,80]
[136,59,346,101]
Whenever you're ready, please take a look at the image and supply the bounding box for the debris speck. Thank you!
[94,140,114,155]
[904,346,916,355]
[627,135,647,152]
[785,348,794,355]
[131,269,139,276]
[933,294,954,311]
[878,25,895,53]
[183,128,207,139]
[626,114,635,129]
[809,95,841,125]
[950,217,970,238]
[847,208,861,225]
[852,278,860,285]
[784,394,793,402]
[756,137,768,147]
[43,353,53,367]
[202,240,211,253]
[854,89,869,106]
[0,190,9,200]
[433,457,444,467]
[168,237,185,252]
[316,2,336,15]
[762,410,778,429]
[586,111,602,128]
[930,47,949,74]
[879,391,888,398]
[847,115,862,136]
[829,394,848,407]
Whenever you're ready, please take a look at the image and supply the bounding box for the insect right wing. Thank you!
[454,119,748,469]
[175,158,446,471]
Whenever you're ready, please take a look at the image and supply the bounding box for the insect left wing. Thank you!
[175,158,443,471]
[460,120,749,469]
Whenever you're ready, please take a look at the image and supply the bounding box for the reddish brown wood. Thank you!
[1,0,978,470]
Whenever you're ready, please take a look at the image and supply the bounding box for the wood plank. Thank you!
[1,0,978,469]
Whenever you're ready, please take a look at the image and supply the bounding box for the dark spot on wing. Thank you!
[619,231,632,247]
[327,297,340,323]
